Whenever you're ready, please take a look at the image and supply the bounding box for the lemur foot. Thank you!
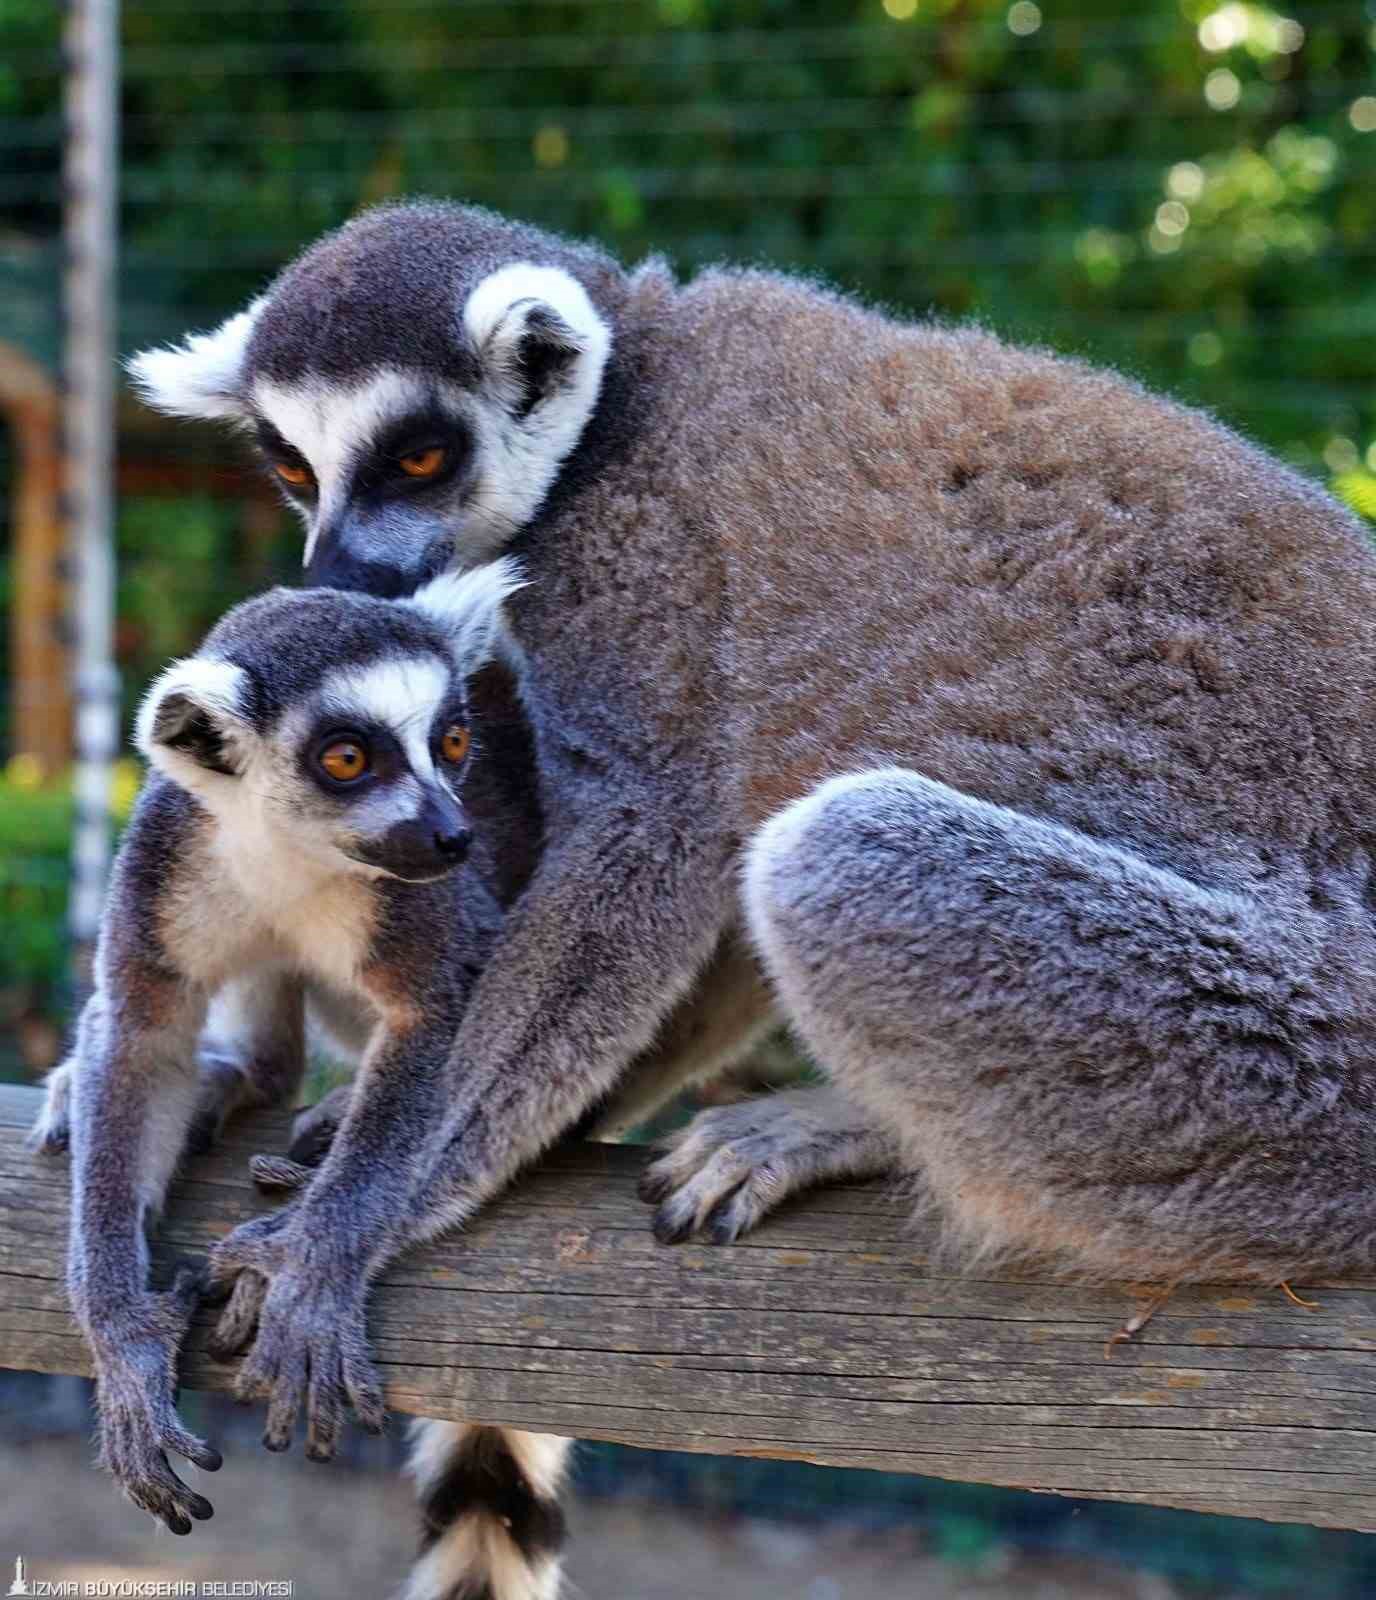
[206,1210,385,1461]
[639,1086,896,1245]
[88,1266,222,1534]
[287,1083,353,1166]
[27,1059,74,1155]
[184,1056,264,1158]
[248,1153,315,1193]
[246,1083,354,1194]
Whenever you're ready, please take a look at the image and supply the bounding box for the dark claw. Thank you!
[637,1169,673,1205]
[198,1277,234,1309]
[652,1208,694,1246]
[262,1432,291,1453]
[287,1120,338,1169]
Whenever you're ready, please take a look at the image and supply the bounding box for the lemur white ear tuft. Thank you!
[126,298,266,420]
[135,657,254,779]
[409,557,527,675]
[462,263,611,421]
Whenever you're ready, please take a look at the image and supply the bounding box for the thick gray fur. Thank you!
[129,201,1376,1593]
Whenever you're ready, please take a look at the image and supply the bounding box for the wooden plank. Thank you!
[2,1081,1374,1531]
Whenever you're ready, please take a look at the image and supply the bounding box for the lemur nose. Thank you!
[434,827,472,863]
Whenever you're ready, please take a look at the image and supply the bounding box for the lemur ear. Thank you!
[462,264,611,420]
[126,298,266,420]
[409,557,527,675]
[135,658,254,779]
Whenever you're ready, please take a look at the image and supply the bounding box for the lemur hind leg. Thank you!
[186,971,307,1155]
[590,929,778,1140]
[739,768,1376,1284]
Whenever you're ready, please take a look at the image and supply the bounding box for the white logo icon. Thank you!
[7,1554,30,1596]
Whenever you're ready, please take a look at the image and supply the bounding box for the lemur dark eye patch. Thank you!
[253,418,315,491]
[358,409,472,493]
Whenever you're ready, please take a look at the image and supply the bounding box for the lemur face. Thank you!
[135,563,523,883]
[128,203,617,598]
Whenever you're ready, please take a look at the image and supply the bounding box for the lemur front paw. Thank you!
[27,1059,74,1155]
[639,1089,894,1246]
[207,1213,385,1461]
[87,1266,223,1534]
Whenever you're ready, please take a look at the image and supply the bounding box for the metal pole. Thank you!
[62,0,120,989]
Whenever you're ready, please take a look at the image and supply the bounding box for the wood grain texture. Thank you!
[3,1082,1375,1530]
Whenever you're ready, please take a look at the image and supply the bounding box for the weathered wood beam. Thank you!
[3,1081,1375,1531]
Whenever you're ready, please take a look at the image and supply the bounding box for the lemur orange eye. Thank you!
[274,461,315,489]
[440,725,471,764]
[399,447,446,479]
[319,740,370,782]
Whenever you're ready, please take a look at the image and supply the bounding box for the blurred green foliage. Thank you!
[0,762,136,1071]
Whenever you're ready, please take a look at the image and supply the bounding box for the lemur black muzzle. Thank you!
[353,795,473,882]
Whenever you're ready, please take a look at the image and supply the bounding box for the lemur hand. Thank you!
[86,1265,222,1534]
[206,1209,385,1461]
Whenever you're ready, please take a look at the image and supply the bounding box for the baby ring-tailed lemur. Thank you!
[28,562,537,1534]
[31,553,759,1600]
[127,200,1376,1599]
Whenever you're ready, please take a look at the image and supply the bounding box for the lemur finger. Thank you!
[305,1359,344,1462]
[208,1272,266,1361]
[127,1458,215,1534]
[158,1415,223,1474]
[25,1118,69,1157]
[160,1261,208,1325]
[650,1146,753,1245]
[341,1351,387,1436]
[105,1424,214,1534]
[704,1166,783,1246]
[636,1164,674,1206]
[259,1348,308,1452]
[639,1123,734,1208]
[249,1152,314,1193]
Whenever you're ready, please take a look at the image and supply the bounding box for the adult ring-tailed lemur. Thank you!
[114,199,1376,1599]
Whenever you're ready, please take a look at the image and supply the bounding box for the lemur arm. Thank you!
[212,809,732,1452]
[207,998,461,1460]
[391,809,737,1252]
[206,872,502,1458]
[54,900,225,1533]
